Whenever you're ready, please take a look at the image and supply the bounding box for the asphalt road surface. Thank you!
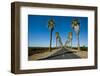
[40,48,81,60]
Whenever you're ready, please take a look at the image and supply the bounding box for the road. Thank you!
[40,47,81,60]
[29,47,87,60]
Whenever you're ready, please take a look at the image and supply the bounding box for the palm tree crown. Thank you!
[72,19,80,33]
[72,19,80,27]
[48,19,55,30]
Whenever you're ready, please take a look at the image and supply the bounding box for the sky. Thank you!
[28,15,88,47]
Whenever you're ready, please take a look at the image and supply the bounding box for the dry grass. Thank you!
[28,47,56,56]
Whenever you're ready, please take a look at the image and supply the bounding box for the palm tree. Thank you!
[48,19,55,52]
[65,32,72,47]
[55,32,59,49]
[65,41,69,47]
[68,32,72,48]
[65,36,69,47]
[72,19,80,51]
[58,36,63,48]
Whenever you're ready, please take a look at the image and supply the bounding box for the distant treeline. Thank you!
[71,47,88,51]
[28,47,56,56]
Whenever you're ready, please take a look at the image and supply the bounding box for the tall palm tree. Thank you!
[55,32,59,49]
[68,32,72,48]
[72,19,80,51]
[48,19,55,52]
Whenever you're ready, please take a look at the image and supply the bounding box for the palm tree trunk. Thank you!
[49,29,53,52]
[71,39,72,49]
[58,36,63,48]
[56,38,57,49]
[77,33,80,51]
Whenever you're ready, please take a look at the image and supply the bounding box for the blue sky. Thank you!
[28,15,88,47]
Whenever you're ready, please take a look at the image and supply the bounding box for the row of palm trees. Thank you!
[48,19,63,52]
[65,19,80,51]
[48,18,80,52]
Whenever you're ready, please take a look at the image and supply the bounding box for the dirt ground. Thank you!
[73,51,88,58]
